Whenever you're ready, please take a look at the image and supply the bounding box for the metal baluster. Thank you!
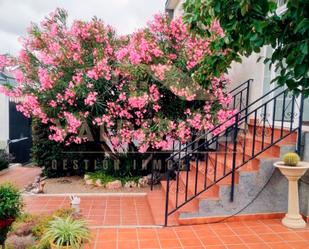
[230,114,239,202]
[175,142,181,208]
[204,142,209,189]
[271,98,277,144]
[252,110,257,157]
[164,171,170,226]
[240,90,243,111]
[233,93,236,110]
[195,157,199,195]
[281,91,287,137]
[297,91,304,155]
[261,104,267,150]
[245,80,251,126]
[242,125,247,164]
[151,152,154,191]
[223,129,228,175]
[214,138,219,182]
[290,94,295,131]
[185,151,190,202]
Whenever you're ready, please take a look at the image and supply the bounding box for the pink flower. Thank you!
[84,92,98,106]
[38,68,54,90]
[64,112,81,134]
[13,69,24,83]
[128,94,149,109]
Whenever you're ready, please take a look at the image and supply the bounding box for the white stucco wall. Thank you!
[173,0,184,18]
[0,93,9,149]
[226,49,266,104]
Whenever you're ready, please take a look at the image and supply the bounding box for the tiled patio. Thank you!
[23,195,309,248]
[23,195,156,226]
[3,167,308,248]
[0,165,41,189]
[85,219,309,249]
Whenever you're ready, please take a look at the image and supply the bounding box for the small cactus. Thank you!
[283,152,300,166]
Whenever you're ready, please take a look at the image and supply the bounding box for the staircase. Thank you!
[147,80,305,226]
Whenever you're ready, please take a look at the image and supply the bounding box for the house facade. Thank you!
[163,0,309,226]
[0,71,32,163]
[0,72,11,150]
[165,0,309,124]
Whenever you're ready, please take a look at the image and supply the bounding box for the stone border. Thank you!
[22,192,148,197]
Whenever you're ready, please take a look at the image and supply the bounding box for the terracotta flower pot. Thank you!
[0,218,14,229]
[50,241,84,249]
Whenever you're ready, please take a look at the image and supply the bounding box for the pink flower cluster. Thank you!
[0,9,234,152]
[38,68,54,90]
[84,91,98,106]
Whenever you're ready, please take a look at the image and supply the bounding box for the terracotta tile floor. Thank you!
[23,195,156,226]
[84,219,309,249]
[0,165,41,189]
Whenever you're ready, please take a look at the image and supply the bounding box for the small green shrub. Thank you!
[0,183,23,245]
[86,171,140,185]
[39,216,91,248]
[0,150,10,171]
[31,209,75,239]
[4,209,76,249]
[283,152,300,166]
[0,184,23,220]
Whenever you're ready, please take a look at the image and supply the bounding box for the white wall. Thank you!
[0,93,9,149]
[226,49,266,104]
[173,0,184,18]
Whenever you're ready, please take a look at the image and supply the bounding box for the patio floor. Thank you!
[3,167,309,248]
[23,195,156,227]
[85,219,309,249]
[0,165,41,189]
[23,196,309,249]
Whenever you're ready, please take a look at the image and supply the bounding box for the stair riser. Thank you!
[248,125,297,144]
[160,180,199,213]
[179,170,220,198]
[207,152,260,172]
[189,160,239,185]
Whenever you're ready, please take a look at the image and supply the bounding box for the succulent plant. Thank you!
[283,152,300,166]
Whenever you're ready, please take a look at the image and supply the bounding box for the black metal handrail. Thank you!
[166,82,282,162]
[164,85,304,226]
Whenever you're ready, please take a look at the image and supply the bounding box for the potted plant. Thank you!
[40,216,91,249]
[274,152,309,229]
[0,184,23,246]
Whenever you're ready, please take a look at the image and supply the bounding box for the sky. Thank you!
[0,0,166,55]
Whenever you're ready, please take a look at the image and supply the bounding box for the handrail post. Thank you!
[164,169,170,226]
[296,91,304,155]
[150,152,154,191]
[245,80,251,125]
[230,114,239,202]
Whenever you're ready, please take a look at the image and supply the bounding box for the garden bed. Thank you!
[40,176,155,194]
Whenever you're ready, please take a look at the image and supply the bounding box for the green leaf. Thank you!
[294,64,306,78]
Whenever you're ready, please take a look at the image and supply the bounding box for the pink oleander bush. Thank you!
[0,8,235,156]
